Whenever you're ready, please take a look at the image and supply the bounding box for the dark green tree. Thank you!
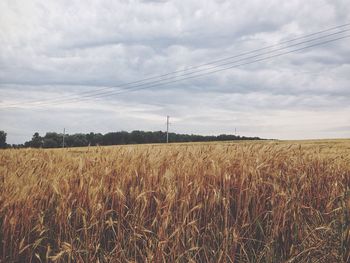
[86,132,103,146]
[43,132,61,148]
[43,138,58,148]
[31,132,43,148]
[69,134,88,147]
[0,131,7,148]
[22,130,260,148]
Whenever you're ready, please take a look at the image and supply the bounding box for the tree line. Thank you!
[0,130,261,149]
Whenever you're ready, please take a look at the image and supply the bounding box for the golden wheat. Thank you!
[0,140,349,262]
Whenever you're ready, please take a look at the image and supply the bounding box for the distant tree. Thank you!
[43,138,58,148]
[21,130,261,148]
[0,131,7,148]
[70,134,88,147]
[130,130,145,144]
[86,132,94,145]
[93,133,103,145]
[63,134,72,147]
[86,132,103,146]
[43,132,61,148]
[31,132,43,148]
[12,144,24,149]
[102,132,129,145]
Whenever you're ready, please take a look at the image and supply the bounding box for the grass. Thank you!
[0,140,349,262]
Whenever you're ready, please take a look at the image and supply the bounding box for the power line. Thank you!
[2,25,349,108]
[93,34,349,96]
[61,29,348,100]
[10,22,349,107]
[7,27,350,108]
[1,26,349,109]
[3,34,349,110]
[41,36,350,104]
[4,33,350,110]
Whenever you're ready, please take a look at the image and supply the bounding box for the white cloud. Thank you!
[0,0,350,143]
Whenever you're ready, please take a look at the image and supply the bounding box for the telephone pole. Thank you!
[166,116,170,143]
[62,128,65,148]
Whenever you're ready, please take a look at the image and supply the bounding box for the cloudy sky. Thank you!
[0,0,350,144]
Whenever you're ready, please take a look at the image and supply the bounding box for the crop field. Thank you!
[1,140,350,262]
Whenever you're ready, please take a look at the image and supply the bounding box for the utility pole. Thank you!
[62,128,65,148]
[166,116,170,143]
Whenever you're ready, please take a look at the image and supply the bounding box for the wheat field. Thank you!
[0,140,350,262]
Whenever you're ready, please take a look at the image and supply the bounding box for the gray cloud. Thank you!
[1,0,350,143]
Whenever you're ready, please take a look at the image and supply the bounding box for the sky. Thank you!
[0,0,350,144]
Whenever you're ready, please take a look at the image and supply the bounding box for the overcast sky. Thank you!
[1,0,350,144]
